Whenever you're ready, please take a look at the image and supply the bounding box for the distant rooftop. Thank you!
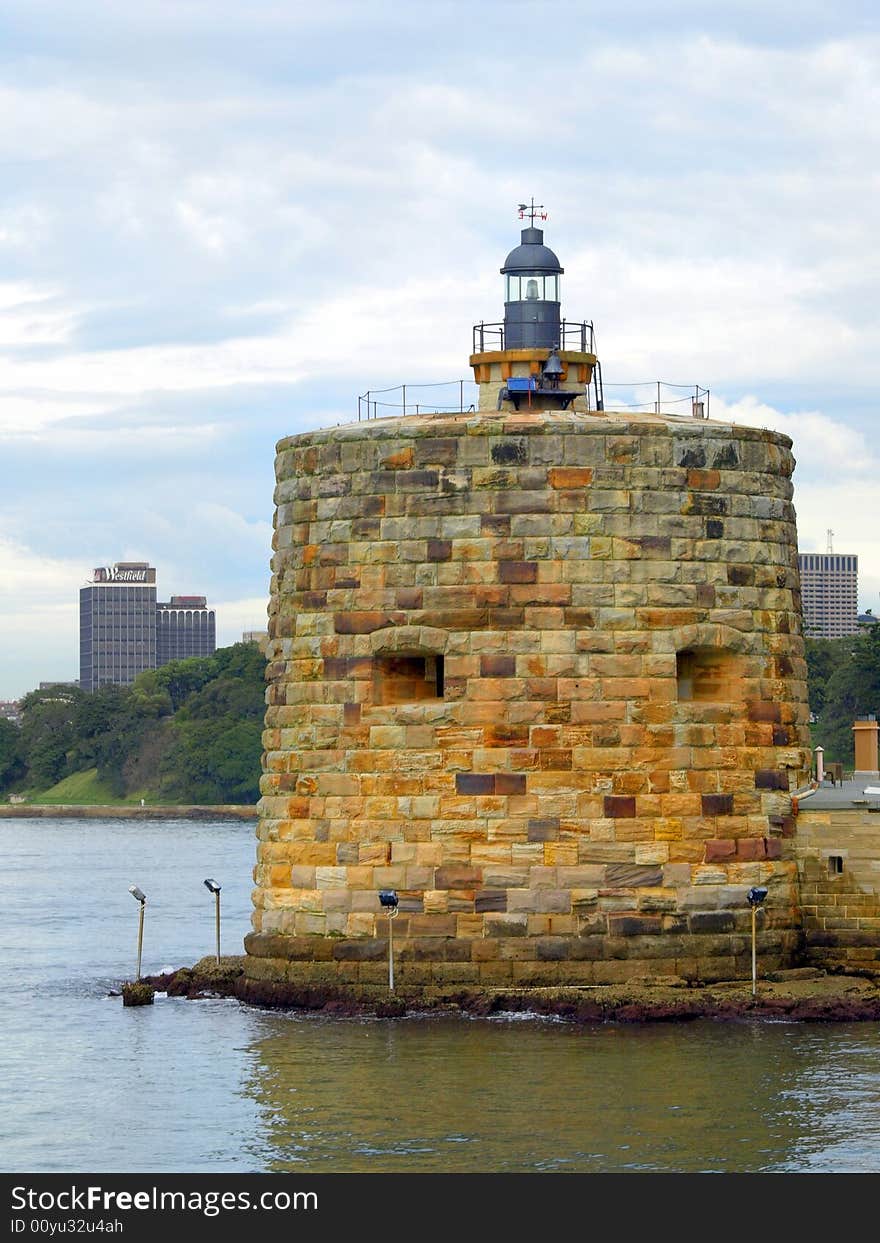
[799,777,880,811]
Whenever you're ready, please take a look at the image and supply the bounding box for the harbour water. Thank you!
[3,817,880,1174]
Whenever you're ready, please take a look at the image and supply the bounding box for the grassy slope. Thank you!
[28,768,148,805]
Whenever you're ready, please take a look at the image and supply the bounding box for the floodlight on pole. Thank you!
[746,886,768,997]
[378,890,400,991]
[204,879,222,964]
[128,885,146,980]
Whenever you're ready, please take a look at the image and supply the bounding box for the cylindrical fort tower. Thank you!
[244,218,811,1001]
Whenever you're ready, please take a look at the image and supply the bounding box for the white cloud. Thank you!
[718,395,880,613]
[0,538,86,696]
[0,282,77,348]
[214,596,270,647]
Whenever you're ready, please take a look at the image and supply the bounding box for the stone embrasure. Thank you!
[247,409,811,992]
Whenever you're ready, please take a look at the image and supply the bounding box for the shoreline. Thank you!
[0,803,257,820]
[146,956,880,1022]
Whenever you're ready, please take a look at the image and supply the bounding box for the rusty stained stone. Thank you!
[746,701,782,725]
[455,772,495,795]
[481,513,511,536]
[705,839,736,862]
[498,561,538,584]
[480,654,516,678]
[528,817,560,842]
[687,468,720,490]
[634,536,671,558]
[334,612,402,634]
[755,770,789,791]
[427,539,452,562]
[604,795,637,818]
[735,838,767,860]
[605,864,663,887]
[475,890,508,913]
[701,793,734,816]
[548,467,593,489]
[495,773,527,795]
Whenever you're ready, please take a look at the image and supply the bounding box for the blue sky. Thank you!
[1,1,879,697]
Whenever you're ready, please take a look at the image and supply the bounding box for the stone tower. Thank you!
[243,219,811,1002]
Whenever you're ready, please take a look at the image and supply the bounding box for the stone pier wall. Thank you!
[246,410,811,994]
[796,806,880,970]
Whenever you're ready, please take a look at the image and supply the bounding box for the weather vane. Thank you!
[518,198,548,226]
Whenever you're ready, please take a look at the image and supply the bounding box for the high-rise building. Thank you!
[79,563,157,692]
[79,564,215,692]
[157,596,216,663]
[798,552,858,639]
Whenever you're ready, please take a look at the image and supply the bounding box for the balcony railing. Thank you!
[358,380,478,421]
[357,377,710,421]
[472,319,596,354]
[602,381,710,419]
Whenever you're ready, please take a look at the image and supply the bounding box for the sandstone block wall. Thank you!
[247,410,811,993]
[796,807,880,970]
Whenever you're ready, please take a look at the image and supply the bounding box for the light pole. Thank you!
[204,879,221,964]
[378,890,400,991]
[128,885,146,980]
[747,886,768,997]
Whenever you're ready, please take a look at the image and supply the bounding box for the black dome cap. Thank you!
[501,227,563,274]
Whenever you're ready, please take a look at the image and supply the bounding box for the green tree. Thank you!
[210,641,267,685]
[156,643,266,802]
[176,674,265,724]
[133,657,216,711]
[816,625,880,764]
[160,719,264,804]
[18,685,84,788]
[69,685,159,796]
[0,717,24,791]
[15,643,267,802]
[804,637,851,717]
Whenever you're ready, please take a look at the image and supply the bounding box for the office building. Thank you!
[157,596,216,663]
[79,563,215,692]
[79,563,157,692]
[798,552,858,639]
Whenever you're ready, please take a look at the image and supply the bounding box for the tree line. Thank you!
[0,642,266,805]
[805,623,880,765]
